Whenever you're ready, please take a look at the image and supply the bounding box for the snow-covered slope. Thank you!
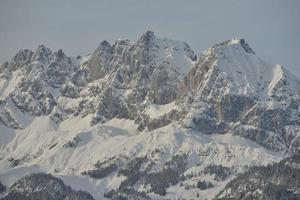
[0,116,281,199]
[0,32,299,199]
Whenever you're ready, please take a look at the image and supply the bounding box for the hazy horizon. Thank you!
[1,0,299,77]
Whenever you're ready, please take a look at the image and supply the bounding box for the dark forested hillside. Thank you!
[215,155,300,200]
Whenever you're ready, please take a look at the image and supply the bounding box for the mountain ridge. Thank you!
[0,31,299,199]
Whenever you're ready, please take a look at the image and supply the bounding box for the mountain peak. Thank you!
[213,38,255,54]
[9,49,33,71]
[138,30,156,44]
[51,49,67,62]
[98,40,111,49]
[142,30,155,37]
[35,44,51,54]
[31,44,52,63]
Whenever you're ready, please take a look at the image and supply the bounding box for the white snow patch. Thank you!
[144,101,176,118]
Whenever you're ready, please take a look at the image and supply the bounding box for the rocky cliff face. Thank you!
[1,32,299,154]
[0,31,196,129]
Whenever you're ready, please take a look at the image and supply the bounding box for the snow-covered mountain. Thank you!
[0,31,299,199]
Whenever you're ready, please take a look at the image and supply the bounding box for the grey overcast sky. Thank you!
[0,0,299,77]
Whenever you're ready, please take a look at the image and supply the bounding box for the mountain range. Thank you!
[0,31,299,200]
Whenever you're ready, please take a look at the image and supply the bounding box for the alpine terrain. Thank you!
[0,31,299,200]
